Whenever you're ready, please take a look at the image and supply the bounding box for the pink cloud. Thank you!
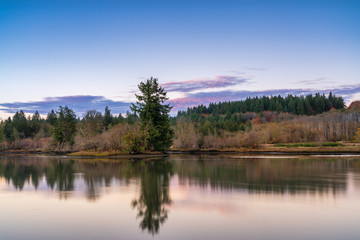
[162,76,248,92]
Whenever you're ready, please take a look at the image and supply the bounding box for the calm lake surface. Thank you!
[0,154,360,240]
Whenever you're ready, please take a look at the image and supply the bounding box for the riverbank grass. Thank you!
[274,142,344,148]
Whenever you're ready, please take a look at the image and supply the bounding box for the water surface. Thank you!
[0,154,359,240]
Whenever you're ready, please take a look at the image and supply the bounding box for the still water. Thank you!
[0,154,359,240]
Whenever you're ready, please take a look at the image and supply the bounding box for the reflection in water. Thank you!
[0,154,360,236]
[0,155,174,234]
[131,160,173,234]
[47,160,75,192]
[2,154,358,197]
[0,155,75,191]
[173,155,356,195]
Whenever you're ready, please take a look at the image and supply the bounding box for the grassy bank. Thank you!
[1,142,360,157]
[170,142,360,154]
[67,151,165,158]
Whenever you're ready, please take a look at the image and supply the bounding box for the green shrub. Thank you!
[122,131,146,153]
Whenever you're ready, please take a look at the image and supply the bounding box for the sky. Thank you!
[0,0,359,118]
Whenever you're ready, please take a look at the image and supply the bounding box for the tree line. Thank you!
[174,92,346,134]
[178,92,345,120]
[0,106,139,147]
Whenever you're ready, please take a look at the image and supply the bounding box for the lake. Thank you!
[0,154,359,240]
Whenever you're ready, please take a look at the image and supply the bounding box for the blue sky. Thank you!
[0,0,359,118]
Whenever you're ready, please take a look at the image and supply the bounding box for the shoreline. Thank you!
[1,144,360,158]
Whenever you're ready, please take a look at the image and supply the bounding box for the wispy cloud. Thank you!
[295,77,336,85]
[333,84,360,97]
[162,75,249,92]
[0,96,130,117]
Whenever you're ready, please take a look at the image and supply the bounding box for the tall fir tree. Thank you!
[130,77,174,152]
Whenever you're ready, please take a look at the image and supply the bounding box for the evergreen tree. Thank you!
[130,77,174,152]
[118,113,125,123]
[53,106,77,146]
[0,124,5,142]
[296,100,305,115]
[12,110,31,138]
[3,117,13,141]
[103,106,113,130]
[30,111,41,137]
[287,96,296,114]
[47,110,57,125]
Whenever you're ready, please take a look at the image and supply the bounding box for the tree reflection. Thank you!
[0,155,75,192]
[45,160,75,192]
[1,155,359,198]
[0,156,45,190]
[131,160,173,235]
[173,155,356,194]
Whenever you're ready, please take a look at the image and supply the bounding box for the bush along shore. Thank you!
[0,78,360,156]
